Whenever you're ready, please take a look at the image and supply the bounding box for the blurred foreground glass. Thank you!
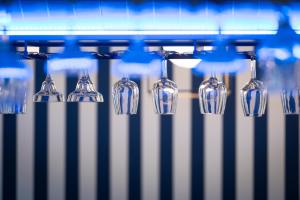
[198,74,227,115]
[67,72,103,102]
[112,77,139,115]
[152,59,178,115]
[240,59,267,117]
[33,75,64,102]
[0,78,27,114]
[0,41,31,114]
[257,10,300,91]
[281,89,300,115]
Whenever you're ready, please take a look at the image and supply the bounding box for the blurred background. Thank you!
[0,0,299,200]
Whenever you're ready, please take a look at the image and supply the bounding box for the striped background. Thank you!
[0,46,299,200]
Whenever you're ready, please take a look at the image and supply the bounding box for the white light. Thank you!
[203,46,214,51]
[4,30,219,36]
[0,68,31,79]
[47,58,97,74]
[169,59,201,69]
[293,45,300,59]
[163,46,194,54]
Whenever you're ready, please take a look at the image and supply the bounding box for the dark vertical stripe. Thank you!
[223,76,236,200]
[2,115,17,200]
[160,60,173,200]
[97,47,110,200]
[129,79,141,200]
[254,63,268,200]
[191,73,204,200]
[34,47,48,200]
[66,76,79,200]
[285,115,299,200]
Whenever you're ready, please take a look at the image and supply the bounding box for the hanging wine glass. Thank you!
[281,89,300,115]
[0,40,31,114]
[240,59,267,117]
[33,74,64,102]
[112,77,139,115]
[67,71,103,102]
[198,73,227,115]
[152,59,178,115]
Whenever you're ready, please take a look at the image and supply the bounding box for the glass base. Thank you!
[243,113,263,117]
[0,103,26,114]
[67,91,104,102]
[33,92,65,102]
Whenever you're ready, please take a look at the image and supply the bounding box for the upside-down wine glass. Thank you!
[67,71,103,102]
[198,73,227,115]
[112,76,139,115]
[152,59,178,115]
[240,59,267,117]
[33,74,64,102]
[281,88,300,115]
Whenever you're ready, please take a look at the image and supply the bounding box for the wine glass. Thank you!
[112,77,139,115]
[240,59,267,117]
[152,59,178,115]
[33,74,64,102]
[198,73,227,115]
[67,71,103,102]
[281,88,300,115]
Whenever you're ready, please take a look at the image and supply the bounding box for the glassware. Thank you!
[240,59,267,117]
[33,74,64,102]
[67,71,103,102]
[112,77,139,115]
[281,89,300,115]
[152,59,178,115]
[198,73,227,115]
[0,78,27,114]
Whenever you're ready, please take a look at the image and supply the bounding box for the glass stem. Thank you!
[250,59,256,79]
[162,59,168,78]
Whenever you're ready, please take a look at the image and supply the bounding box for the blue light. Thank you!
[192,39,246,75]
[46,40,97,75]
[112,40,161,78]
[1,1,299,38]
[0,41,31,79]
[257,7,300,91]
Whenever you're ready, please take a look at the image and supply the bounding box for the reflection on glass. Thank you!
[240,59,267,117]
[198,74,227,115]
[152,59,178,115]
[67,72,103,102]
[281,89,300,115]
[33,74,64,102]
[112,77,139,115]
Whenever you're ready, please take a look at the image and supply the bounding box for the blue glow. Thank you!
[112,40,161,78]
[0,41,31,79]
[1,1,299,38]
[257,9,300,91]
[193,40,247,74]
[46,40,97,75]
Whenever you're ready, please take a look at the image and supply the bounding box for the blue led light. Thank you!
[0,41,31,79]
[46,40,97,75]
[1,1,299,38]
[193,39,246,75]
[112,40,161,78]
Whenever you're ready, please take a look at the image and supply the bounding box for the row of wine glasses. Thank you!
[31,59,299,116]
[33,71,103,103]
